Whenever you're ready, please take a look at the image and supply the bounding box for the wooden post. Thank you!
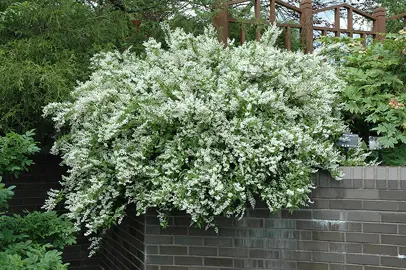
[373,7,386,40]
[255,0,261,41]
[348,7,353,38]
[285,26,292,51]
[270,0,276,23]
[334,7,341,37]
[240,25,246,45]
[300,0,313,53]
[213,0,229,45]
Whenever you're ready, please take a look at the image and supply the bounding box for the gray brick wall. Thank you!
[100,167,406,270]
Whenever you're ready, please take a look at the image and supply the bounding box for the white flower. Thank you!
[296,188,305,194]
[286,190,294,196]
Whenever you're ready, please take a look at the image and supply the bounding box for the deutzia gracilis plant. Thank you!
[44,24,346,254]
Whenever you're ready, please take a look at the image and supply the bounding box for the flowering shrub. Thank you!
[44,24,346,253]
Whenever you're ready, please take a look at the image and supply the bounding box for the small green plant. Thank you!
[0,131,74,270]
[319,29,406,165]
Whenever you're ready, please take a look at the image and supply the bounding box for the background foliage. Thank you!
[0,131,75,269]
[320,30,406,165]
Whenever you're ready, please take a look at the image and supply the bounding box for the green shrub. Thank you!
[319,29,406,165]
[0,131,74,269]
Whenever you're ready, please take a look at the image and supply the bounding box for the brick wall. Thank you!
[100,167,406,270]
[2,154,99,270]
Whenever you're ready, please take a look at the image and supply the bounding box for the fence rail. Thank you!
[213,0,406,53]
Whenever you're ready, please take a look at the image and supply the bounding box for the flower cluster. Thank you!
[44,24,346,253]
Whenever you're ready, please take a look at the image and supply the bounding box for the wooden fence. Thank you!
[213,0,406,53]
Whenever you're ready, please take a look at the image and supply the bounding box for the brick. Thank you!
[174,236,202,246]
[381,213,406,223]
[249,229,281,238]
[331,179,352,188]
[160,246,187,255]
[346,190,380,199]
[204,237,233,247]
[204,257,233,267]
[188,227,217,236]
[189,247,217,256]
[365,267,402,270]
[376,167,387,180]
[281,250,311,261]
[265,260,296,269]
[145,266,160,270]
[330,264,362,270]
[347,211,380,222]
[265,219,296,229]
[248,209,279,218]
[364,167,375,180]
[282,209,312,219]
[265,239,297,249]
[364,180,375,189]
[345,232,379,243]
[381,234,406,245]
[299,231,313,240]
[217,228,235,237]
[174,256,203,266]
[309,199,329,209]
[213,217,234,227]
[172,217,192,227]
[381,256,406,268]
[318,171,331,187]
[376,180,387,189]
[297,262,328,270]
[145,225,160,234]
[399,246,406,254]
[398,202,406,211]
[346,253,379,265]
[329,200,362,210]
[297,240,329,251]
[399,225,406,235]
[234,258,264,268]
[280,230,297,239]
[312,231,345,241]
[353,178,363,188]
[312,252,344,263]
[234,238,264,248]
[329,242,362,253]
[353,167,364,180]
[249,249,280,259]
[363,201,397,211]
[388,167,399,180]
[146,255,173,265]
[145,245,158,254]
[363,223,397,234]
[160,267,188,270]
[145,235,173,245]
[341,167,353,180]
[219,248,248,257]
[312,210,344,221]
[235,218,264,228]
[363,244,397,256]
[388,180,399,190]
[380,191,406,200]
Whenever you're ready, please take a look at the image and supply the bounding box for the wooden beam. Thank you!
[275,0,302,13]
